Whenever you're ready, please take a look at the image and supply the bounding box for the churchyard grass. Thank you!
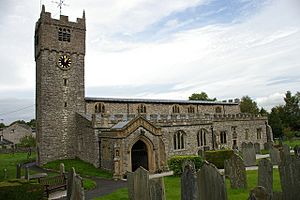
[0,152,36,181]
[83,178,96,190]
[43,158,112,178]
[95,169,281,200]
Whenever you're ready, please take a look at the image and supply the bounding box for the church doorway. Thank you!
[131,140,148,172]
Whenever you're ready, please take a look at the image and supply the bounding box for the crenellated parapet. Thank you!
[212,113,267,121]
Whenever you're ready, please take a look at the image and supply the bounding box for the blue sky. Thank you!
[0,0,299,124]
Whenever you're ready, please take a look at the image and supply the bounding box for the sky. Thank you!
[0,0,299,125]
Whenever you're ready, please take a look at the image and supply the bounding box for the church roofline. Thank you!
[85,97,238,105]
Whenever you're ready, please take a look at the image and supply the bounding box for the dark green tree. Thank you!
[26,119,36,128]
[9,120,27,126]
[189,92,216,101]
[240,96,259,114]
[259,107,268,116]
[268,107,284,138]
[282,91,300,130]
[0,123,5,129]
[19,135,36,147]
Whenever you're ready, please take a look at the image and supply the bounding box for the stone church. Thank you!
[35,6,272,178]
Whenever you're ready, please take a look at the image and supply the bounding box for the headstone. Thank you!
[254,143,261,154]
[224,153,247,189]
[3,169,7,180]
[242,142,256,166]
[281,144,291,160]
[258,158,273,197]
[294,145,300,158]
[197,162,227,200]
[269,146,281,165]
[198,149,205,158]
[127,167,150,200]
[181,164,198,200]
[67,168,76,200]
[278,156,300,200]
[67,167,85,200]
[248,186,270,200]
[60,163,65,174]
[272,192,283,200]
[25,166,29,181]
[263,142,271,151]
[16,164,21,179]
[149,177,166,200]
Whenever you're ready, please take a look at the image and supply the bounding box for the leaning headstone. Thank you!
[269,146,281,165]
[67,167,76,200]
[242,142,256,166]
[149,177,166,200]
[16,164,21,179]
[258,158,273,197]
[281,144,291,160]
[181,164,198,200]
[248,186,270,200]
[278,156,300,200]
[224,153,247,189]
[70,174,85,200]
[127,167,150,200]
[254,143,261,154]
[294,145,300,158]
[25,166,29,181]
[197,162,227,200]
[60,163,65,174]
[3,169,7,180]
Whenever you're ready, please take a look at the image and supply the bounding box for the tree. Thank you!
[27,119,36,128]
[268,107,284,138]
[9,120,27,126]
[189,92,216,101]
[19,135,36,147]
[282,91,300,130]
[239,96,259,114]
[0,123,5,129]
[259,107,268,116]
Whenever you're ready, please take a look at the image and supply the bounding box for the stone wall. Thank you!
[2,123,33,144]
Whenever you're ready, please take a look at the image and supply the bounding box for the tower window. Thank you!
[95,103,105,113]
[257,128,262,140]
[63,78,68,86]
[138,104,146,113]
[64,102,67,107]
[220,131,227,144]
[197,129,207,147]
[58,28,71,42]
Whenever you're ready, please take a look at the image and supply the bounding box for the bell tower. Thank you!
[35,5,86,165]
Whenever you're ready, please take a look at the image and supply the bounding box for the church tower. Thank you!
[35,5,86,165]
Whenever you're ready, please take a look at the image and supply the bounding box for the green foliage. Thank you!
[18,135,36,147]
[26,119,36,128]
[283,127,294,141]
[268,107,284,138]
[0,123,5,129]
[204,149,234,169]
[259,107,268,116]
[282,91,300,130]
[0,152,36,181]
[83,178,96,190]
[44,158,112,178]
[168,155,203,176]
[0,179,44,200]
[9,120,27,126]
[240,96,259,114]
[189,92,216,101]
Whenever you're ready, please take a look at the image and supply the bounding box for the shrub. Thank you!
[168,155,203,176]
[205,149,234,169]
[0,179,44,200]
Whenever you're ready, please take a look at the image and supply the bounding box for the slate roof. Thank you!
[111,121,130,129]
[85,97,238,105]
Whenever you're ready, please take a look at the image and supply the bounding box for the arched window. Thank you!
[95,103,105,113]
[220,131,227,144]
[215,107,222,113]
[172,105,180,113]
[138,104,147,113]
[188,106,195,113]
[173,130,185,150]
[197,129,207,147]
[257,128,262,139]
[58,28,71,42]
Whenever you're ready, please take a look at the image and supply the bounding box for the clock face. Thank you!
[58,55,72,70]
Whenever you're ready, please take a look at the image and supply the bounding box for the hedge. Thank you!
[204,149,234,168]
[0,179,44,200]
[168,155,203,176]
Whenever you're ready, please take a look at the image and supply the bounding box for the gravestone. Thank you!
[67,168,75,200]
[248,186,270,200]
[181,164,198,200]
[258,158,273,197]
[224,153,247,189]
[281,144,291,160]
[278,156,300,200]
[269,146,281,165]
[149,177,166,200]
[254,143,261,154]
[198,149,205,158]
[16,164,21,179]
[25,166,29,181]
[294,145,300,158]
[197,162,227,200]
[67,167,85,200]
[242,142,256,166]
[127,167,150,200]
[263,142,272,151]
[60,163,65,174]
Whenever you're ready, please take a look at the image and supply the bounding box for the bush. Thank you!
[205,149,234,169]
[168,155,203,176]
[0,179,44,200]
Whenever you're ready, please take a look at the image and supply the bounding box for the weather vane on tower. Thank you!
[51,0,69,15]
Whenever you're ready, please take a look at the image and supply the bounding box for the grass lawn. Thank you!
[282,139,300,148]
[83,178,97,190]
[95,169,281,200]
[43,158,112,179]
[0,152,36,181]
